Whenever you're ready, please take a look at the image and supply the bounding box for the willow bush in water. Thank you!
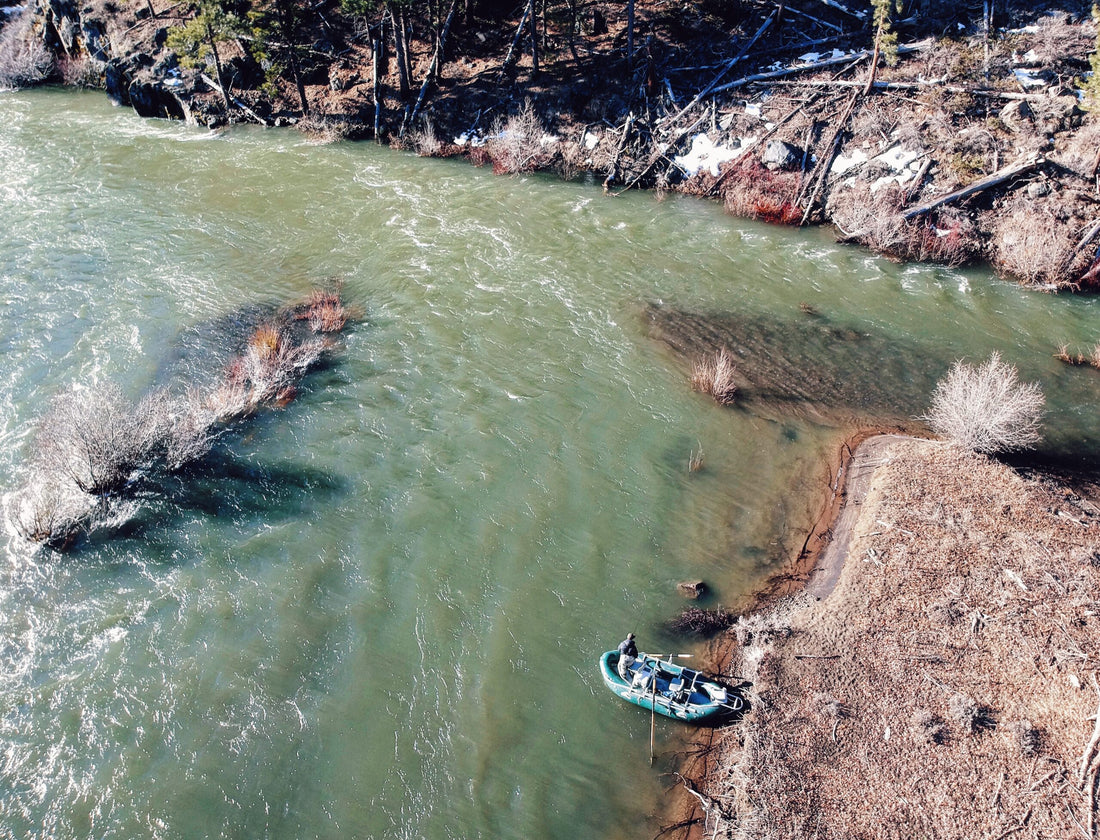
[8,289,352,547]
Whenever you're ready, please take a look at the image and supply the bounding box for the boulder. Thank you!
[1027,181,1051,199]
[763,139,800,170]
[998,99,1033,133]
[128,78,187,120]
[104,58,130,106]
[79,17,109,62]
[677,580,707,599]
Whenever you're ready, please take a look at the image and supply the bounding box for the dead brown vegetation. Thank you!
[690,348,739,407]
[696,439,1100,839]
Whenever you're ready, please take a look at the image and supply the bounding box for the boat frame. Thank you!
[598,650,743,722]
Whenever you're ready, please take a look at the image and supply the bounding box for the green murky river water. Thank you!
[1,88,1098,840]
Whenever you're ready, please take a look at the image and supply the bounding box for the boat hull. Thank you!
[598,651,741,723]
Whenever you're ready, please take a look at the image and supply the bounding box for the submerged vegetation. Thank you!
[6,288,353,548]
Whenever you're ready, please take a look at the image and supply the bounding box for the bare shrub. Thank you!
[297,115,356,144]
[58,54,101,88]
[286,286,354,333]
[948,692,989,735]
[0,10,54,90]
[911,709,947,745]
[1008,719,1042,756]
[923,352,1044,454]
[1021,12,1093,67]
[410,118,442,156]
[668,605,735,637]
[691,348,739,406]
[13,288,351,546]
[7,480,88,545]
[485,100,556,175]
[991,203,1088,289]
[829,183,908,253]
[34,384,165,496]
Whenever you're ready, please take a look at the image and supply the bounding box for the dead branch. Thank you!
[766,78,1055,101]
[704,92,824,197]
[604,113,634,189]
[200,74,270,126]
[902,155,1043,220]
[799,88,860,224]
[712,40,931,94]
[661,10,777,130]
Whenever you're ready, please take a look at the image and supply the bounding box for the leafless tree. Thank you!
[923,352,1044,454]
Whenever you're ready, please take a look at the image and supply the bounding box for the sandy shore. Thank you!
[674,434,1100,839]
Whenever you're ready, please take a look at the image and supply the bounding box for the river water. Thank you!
[0,88,1097,840]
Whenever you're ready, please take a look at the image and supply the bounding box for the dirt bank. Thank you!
[673,435,1100,839]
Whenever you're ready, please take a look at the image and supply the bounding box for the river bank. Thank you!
[5,1,1100,290]
[673,434,1100,839]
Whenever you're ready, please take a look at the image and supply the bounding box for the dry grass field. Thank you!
[680,438,1100,840]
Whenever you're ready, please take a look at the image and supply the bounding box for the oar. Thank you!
[649,670,657,766]
[644,654,692,765]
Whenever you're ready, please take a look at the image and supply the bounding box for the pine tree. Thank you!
[166,0,241,112]
[865,0,902,94]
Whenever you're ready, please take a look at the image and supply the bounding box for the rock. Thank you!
[329,66,359,92]
[677,580,707,599]
[1027,181,1050,199]
[79,17,109,62]
[1045,94,1083,131]
[762,139,800,170]
[128,78,187,120]
[104,58,130,106]
[998,99,1033,133]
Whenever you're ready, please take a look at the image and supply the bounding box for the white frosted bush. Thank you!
[924,352,1044,454]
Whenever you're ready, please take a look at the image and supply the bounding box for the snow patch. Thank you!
[1012,68,1046,89]
[675,133,741,176]
[831,149,869,175]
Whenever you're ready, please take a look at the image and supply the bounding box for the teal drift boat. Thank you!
[598,651,743,723]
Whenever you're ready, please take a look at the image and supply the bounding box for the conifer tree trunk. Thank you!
[205,18,232,113]
[626,0,634,71]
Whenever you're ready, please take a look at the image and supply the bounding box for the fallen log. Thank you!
[661,9,777,131]
[766,78,1057,101]
[902,155,1043,220]
[200,73,270,126]
[799,88,861,223]
[711,39,930,94]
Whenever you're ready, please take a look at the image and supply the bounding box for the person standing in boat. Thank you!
[617,632,639,679]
